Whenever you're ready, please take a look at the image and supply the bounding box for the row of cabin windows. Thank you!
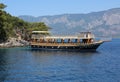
[31,38,93,43]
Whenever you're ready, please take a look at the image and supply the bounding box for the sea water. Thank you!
[0,39,120,82]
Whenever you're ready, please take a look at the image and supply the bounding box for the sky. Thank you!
[1,0,120,17]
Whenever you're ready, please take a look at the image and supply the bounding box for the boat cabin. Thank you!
[31,31,95,44]
[78,32,94,43]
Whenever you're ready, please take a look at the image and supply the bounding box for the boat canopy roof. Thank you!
[32,31,50,34]
[79,32,92,34]
[31,31,95,39]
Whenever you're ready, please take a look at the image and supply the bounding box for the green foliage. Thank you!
[0,3,6,10]
[0,3,7,42]
[0,3,50,42]
[29,22,49,31]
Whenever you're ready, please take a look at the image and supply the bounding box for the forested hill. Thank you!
[19,8,120,37]
[0,3,49,42]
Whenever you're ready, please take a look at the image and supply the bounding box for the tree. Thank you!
[0,3,6,10]
[0,3,7,42]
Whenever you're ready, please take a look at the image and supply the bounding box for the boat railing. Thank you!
[30,41,99,46]
[32,35,95,40]
[46,35,95,39]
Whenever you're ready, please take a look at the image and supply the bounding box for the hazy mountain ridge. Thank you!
[19,8,120,37]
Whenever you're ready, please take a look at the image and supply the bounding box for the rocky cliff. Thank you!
[0,38,29,47]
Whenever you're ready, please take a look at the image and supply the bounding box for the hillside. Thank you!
[0,3,49,42]
[19,8,120,37]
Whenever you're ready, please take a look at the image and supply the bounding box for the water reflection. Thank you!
[30,50,98,65]
[0,49,9,82]
[30,50,98,78]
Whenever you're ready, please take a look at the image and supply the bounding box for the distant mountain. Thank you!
[19,8,120,37]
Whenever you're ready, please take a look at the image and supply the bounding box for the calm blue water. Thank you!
[0,39,120,82]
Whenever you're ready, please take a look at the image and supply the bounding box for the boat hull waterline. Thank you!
[30,41,103,51]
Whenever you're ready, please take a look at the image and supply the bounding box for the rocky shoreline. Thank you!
[0,38,30,48]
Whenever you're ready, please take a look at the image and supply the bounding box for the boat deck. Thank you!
[30,41,103,47]
[31,42,76,46]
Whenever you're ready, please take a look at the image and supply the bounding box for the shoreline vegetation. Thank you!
[0,3,50,48]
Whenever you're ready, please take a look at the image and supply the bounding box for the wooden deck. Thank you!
[30,41,103,47]
[31,42,77,46]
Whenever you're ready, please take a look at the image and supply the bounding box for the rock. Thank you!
[0,37,29,48]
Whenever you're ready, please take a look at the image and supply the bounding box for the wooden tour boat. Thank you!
[30,31,106,51]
